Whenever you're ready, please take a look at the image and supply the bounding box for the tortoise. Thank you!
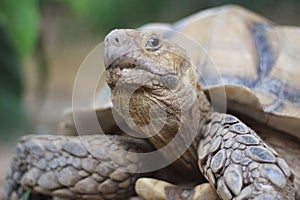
[4,4,300,200]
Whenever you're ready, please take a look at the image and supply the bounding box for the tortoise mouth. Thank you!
[107,57,161,76]
[107,58,136,71]
[106,57,179,90]
[106,58,159,88]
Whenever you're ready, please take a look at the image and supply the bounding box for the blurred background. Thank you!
[1,0,300,196]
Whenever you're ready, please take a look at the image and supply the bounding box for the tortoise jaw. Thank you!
[106,58,137,71]
[106,59,181,91]
[107,57,173,75]
[106,58,157,89]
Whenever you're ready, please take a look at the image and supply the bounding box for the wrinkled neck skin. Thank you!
[110,67,212,172]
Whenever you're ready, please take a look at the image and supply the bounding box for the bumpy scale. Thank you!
[4,135,151,199]
[198,113,295,200]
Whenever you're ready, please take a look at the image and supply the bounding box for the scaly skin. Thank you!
[4,135,152,199]
[135,115,296,200]
[198,113,295,199]
[4,29,296,199]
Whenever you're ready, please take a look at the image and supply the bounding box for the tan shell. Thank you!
[164,5,300,139]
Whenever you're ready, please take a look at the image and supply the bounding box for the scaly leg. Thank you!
[198,112,295,200]
[4,135,151,200]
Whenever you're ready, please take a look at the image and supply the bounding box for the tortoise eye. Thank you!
[145,37,161,51]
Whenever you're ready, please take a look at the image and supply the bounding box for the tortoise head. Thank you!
[104,29,198,90]
[104,29,210,159]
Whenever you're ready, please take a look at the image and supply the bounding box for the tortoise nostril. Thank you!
[105,30,127,47]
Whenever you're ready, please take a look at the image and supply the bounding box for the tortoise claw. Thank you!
[135,178,219,200]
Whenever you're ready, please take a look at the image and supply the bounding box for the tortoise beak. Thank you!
[104,29,138,69]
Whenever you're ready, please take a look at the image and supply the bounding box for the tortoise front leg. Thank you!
[198,112,295,200]
[4,135,151,200]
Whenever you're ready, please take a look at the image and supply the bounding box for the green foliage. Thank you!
[63,0,90,16]
[61,0,300,35]
[0,0,39,59]
[0,24,27,139]
[62,0,165,34]
[0,0,38,138]
[23,189,31,200]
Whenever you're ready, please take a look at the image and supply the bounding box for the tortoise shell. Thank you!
[160,5,300,138]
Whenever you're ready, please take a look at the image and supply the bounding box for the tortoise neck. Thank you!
[110,75,212,172]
